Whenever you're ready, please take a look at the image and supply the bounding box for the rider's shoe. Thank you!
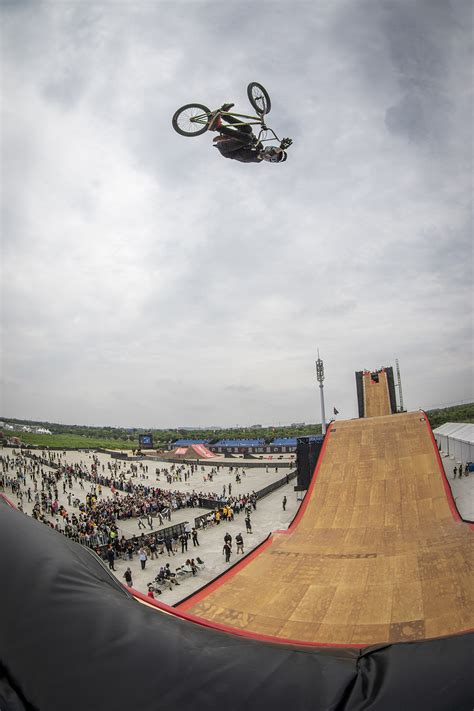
[207,111,222,131]
[208,112,223,130]
[208,104,234,130]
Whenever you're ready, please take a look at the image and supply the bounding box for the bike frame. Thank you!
[191,109,281,143]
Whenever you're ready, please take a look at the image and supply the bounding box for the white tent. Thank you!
[433,422,474,464]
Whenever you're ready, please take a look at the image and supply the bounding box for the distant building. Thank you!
[1,422,51,435]
[170,437,298,454]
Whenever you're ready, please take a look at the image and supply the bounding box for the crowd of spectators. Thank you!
[1,448,293,598]
[0,450,260,553]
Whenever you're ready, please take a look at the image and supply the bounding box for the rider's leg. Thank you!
[221,113,254,135]
[218,116,256,144]
[218,126,253,143]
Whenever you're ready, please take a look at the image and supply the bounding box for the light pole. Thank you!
[395,358,404,412]
[315,350,326,435]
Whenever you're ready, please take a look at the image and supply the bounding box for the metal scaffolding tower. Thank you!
[395,358,404,412]
[315,350,326,435]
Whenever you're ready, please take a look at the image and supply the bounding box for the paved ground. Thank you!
[1,447,299,605]
[115,481,299,605]
[441,453,473,521]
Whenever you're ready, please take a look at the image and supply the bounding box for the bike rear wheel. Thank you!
[172,103,211,136]
[247,82,271,115]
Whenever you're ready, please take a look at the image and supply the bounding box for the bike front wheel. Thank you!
[172,103,211,136]
[247,82,271,115]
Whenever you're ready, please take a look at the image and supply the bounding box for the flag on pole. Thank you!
[333,407,339,415]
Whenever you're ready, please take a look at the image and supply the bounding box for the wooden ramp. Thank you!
[180,412,473,646]
[363,370,392,417]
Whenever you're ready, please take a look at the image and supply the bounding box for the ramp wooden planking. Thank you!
[180,412,473,646]
[363,370,392,417]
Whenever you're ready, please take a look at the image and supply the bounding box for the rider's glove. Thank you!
[280,137,293,149]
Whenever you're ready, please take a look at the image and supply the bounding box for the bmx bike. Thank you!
[172,82,283,146]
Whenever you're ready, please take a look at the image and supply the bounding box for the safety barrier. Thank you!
[95,520,189,558]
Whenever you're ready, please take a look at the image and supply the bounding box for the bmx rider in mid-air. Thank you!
[208,104,292,164]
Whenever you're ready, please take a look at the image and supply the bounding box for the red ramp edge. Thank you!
[177,423,334,614]
[130,583,366,649]
[172,415,473,647]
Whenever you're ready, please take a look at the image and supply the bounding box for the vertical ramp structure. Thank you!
[362,369,392,417]
[180,412,473,646]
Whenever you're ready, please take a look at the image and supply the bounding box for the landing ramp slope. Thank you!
[180,412,473,645]
[363,370,392,417]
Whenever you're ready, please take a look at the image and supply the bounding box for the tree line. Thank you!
[2,402,472,448]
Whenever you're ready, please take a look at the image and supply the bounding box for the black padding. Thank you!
[0,499,472,711]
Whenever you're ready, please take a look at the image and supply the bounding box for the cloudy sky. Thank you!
[1,0,472,428]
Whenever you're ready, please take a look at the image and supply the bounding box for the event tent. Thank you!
[433,422,474,463]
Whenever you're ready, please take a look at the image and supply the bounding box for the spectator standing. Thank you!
[236,533,244,555]
[165,535,174,556]
[123,568,133,588]
[106,544,116,571]
[223,541,232,563]
[192,528,199,547]
[245,515,252,534]
[282,496,287,511]
[138,547,147,570]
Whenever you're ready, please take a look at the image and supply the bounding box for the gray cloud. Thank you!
[1,0,472,427]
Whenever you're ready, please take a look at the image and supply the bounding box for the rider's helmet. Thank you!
[262,147,287,163]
